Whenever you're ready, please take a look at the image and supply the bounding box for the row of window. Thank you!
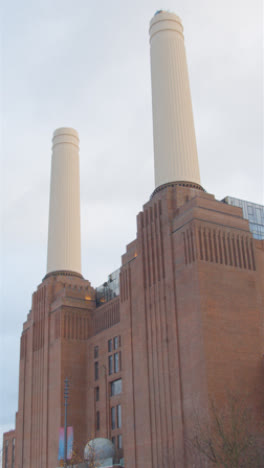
[95,378,122,402]
[108,336,121,352]
[109,352,121,375]
[93,335,121,360]
[95,404,122,432]
[94,335,122,380]
[94,352,121,380]
[94,337,122,447]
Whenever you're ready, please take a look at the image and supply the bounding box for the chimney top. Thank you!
[52,127,79,149]
[150,11,183,39]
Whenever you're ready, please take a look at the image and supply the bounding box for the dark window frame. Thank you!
[95,386,100,401]
[111,406,116,429]
[94,345,99,359]
[94,361,99,381]
[117,404,122,428]
[108,355,113,375]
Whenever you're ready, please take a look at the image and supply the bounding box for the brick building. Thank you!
[3,10,264,468]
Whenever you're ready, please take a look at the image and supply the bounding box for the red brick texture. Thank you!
[3,186,264,468]
[121,185,264,468]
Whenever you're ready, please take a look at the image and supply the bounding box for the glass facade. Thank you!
[222,196,264,240]
[95,268,120,307]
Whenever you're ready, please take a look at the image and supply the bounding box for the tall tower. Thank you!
[121,10,263,468]
[13,128,95,468]
[149,11,201,191]
[3,11,264,468]
[46,127,82,276]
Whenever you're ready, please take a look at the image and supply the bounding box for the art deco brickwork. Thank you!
[3,186,264,468]
[3,8,264,467]
[13,275,95,468]
[120,185,264,468]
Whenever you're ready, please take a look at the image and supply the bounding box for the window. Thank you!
[114,352,119,373]
[109,338,121,375]
[108,355,113,375]
[111,405,122,433]
[117,404,122,428]
[95,386,100,402]
[94,346,99,359]
[255,207,261,222]
[110,379,122,396]
[114,336,119,349]
[96,411,100,431]
[111,436,115,447]
[12,438,15,468]
[117,434,122,449]
[114,335,121,349]
[247,205,254,215]
[94,361,99,380]
[111,406,116,429]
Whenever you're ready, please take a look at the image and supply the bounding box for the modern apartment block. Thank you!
[222,196,264,240]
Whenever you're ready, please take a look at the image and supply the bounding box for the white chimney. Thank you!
[46,127,82,276]
[149,11,201,190]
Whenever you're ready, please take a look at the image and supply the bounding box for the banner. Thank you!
[58,427,74,460]
[67,426,74,459]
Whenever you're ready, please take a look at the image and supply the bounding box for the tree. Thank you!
[58,436,102,468]
[187,394,264,468]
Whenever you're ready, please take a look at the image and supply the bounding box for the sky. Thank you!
[0,0,263,447]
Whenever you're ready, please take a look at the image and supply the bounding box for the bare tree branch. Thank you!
[187,393,264,468]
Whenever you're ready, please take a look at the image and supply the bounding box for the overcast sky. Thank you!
[0,0,263,446]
